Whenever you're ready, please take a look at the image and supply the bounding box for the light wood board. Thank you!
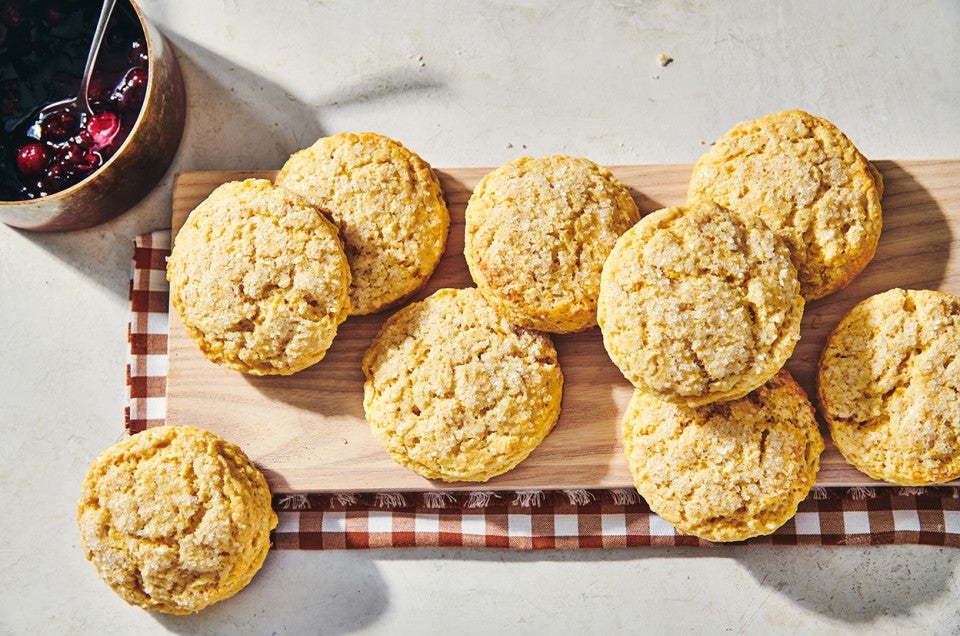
[166,161,960,492]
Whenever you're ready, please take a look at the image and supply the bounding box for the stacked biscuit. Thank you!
[604,110,885,542]
[167,132,451,375]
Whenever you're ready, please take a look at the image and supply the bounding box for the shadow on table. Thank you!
[376,544,958,627]
[733,545,956,624]
[151,551,389,635]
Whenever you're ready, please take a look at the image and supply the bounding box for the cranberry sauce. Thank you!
[0,1,148,201]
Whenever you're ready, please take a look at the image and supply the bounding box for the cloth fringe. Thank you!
[563,489,594,505]
[811,487,830,500]
[422,492,457,509]
[465,491,499,508]
[277,494,310,510]
[374,493,408,508]
[848,486,877,500]
[512,490,544,507]
[332,493,359,507]
[897,487,927,496]
[609,489,639,506]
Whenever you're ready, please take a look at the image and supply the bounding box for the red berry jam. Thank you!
[0,1,148,201]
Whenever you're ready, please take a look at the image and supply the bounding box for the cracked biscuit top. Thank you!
[276,132,449,315]
[167,178,351,375]
[622,371,824,542]
[818,288,960,485]
[77,426,277,614]
[688,109,883,300]
[598,200,803,406]
[362,287,563,482]
[464,155,640,333]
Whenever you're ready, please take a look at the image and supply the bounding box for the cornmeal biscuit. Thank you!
[77,426,277,614]
[276,132,449,315]
[597,200,803,406]
[362,287,564,482]
[464,155,640,333]
[818,288,960,485]
[168,179,351,376]
[623,371,824,542]
[688,110,883,300]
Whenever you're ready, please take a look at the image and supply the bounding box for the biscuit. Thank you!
[276,132,449,315]
[622,371,824,542]
[597,200,803,406]
[688,110,883,300]
[77,426,277,614]
[464,155,640,333]
[818,288,960,485]
[362,287,564,482]
[167,179,351,376]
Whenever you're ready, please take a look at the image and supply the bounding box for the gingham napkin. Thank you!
[128,230,960,549]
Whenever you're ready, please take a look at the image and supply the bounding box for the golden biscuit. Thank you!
[818,288,960,485]
[688,110,883,300]
[276,132,449,315]
[623,371,824,542]
[598,200,803,406]
[362,287,563,482]
[464,155,640,333]
[77,426,277,614]
[167,179,351,375]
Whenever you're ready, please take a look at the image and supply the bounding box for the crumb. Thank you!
[811,315,823,329]
[657,53,673,67]
[506,142,513,149]
[699,140,706,145]
[342,438,349,445]
[652,74,660,80]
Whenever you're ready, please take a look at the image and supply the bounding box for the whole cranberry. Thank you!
[16,142,50,177]
[40,108,79,141]
[43,160,78,192]
[112,67,148,110]
[61,143,101,172]
[87,111,120,148]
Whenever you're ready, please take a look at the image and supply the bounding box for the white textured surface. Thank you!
[2,0,960,633]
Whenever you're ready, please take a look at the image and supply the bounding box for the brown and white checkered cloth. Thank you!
[128,230,960,549]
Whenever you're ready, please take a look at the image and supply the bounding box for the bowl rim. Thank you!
[0,0,155,207]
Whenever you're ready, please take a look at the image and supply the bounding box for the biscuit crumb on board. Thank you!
[657,52,673,66]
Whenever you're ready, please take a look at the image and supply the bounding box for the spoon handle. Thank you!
[78,0,119,115]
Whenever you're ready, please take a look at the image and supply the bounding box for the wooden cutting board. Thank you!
[166,161,960,492]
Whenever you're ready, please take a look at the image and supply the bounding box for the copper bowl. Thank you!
[0,0,186,232]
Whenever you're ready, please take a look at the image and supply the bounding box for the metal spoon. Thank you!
[30,0,118,132]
